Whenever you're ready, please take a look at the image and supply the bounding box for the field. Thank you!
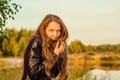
[68,52,120,70]
[0,52,120,80]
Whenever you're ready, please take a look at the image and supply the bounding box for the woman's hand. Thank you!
[53,41,65,56]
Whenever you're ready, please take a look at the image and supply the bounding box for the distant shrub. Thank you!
[100,62,113,67]
[100,56,113,61]
[0,50,3,57]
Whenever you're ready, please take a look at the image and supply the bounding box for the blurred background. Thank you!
[0,0,120,80]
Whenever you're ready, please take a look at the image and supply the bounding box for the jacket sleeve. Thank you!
[27,41,44,79]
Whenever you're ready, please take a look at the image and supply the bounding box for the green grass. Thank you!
[0,67,23,80]
[0,66,108,80]
[0,67,88,80]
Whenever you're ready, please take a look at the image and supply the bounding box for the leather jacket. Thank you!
[22,37,62,80]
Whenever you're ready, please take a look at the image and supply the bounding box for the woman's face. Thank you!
[45,21,61,41]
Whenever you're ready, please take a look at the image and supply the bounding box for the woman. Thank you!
[22,14,69,80]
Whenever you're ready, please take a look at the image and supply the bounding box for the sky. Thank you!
[6,0,120,45]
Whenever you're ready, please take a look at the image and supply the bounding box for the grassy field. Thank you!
[0,67,86,80]
[0,52,120,80]
[0,67,23,80]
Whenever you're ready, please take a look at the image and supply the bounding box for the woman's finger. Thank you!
[55,40,60,48]
[59,41,65,51]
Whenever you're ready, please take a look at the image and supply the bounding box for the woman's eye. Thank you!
[49,29,54,32]
[57,30,61,33]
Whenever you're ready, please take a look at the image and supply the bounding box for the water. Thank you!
[83,69,120,80]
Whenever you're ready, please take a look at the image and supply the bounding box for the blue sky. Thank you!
[6,0,120,45]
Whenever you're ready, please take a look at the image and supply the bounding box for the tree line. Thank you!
[0,28,33,57]
[0,28,120,57]
[68,40,120,53]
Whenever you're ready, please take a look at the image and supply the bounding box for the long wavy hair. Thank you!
[35,14,69,79]
[22,14,68,80]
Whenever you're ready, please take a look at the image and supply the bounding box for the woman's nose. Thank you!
[53,31,58,37]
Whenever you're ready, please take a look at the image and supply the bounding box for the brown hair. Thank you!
[25,14,68,79]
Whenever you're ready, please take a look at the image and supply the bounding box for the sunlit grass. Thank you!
[0,67,23,80]
[0,53,120,80]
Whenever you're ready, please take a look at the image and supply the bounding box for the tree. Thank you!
[0,0,21,35]
[0,28,33,57]
[114,44,120,52]
[68,40,87,53]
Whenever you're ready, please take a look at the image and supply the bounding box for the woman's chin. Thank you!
[51,38,58,41]
[51,39,57,41]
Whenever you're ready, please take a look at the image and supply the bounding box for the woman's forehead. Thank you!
[46,21,61,30]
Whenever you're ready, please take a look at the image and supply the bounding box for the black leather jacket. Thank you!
[22,37,61,80]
